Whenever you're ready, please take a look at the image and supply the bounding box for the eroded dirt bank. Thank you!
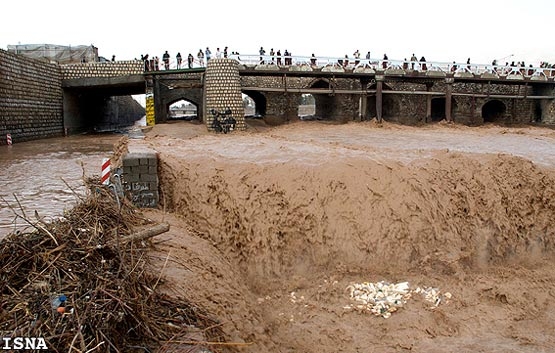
[137,121,555,353]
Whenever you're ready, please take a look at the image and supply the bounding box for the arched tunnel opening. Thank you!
[430,97,457,122]
[364,83,395,120]
[298,94,316,119]
[168,99,198,121]
[482,100,506,123]
[308,79,335,120]
[242,91,266,118]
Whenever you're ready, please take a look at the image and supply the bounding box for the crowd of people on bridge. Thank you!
[136,46,554,77]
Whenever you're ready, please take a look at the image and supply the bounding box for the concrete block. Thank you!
[123,156,139,167]
[139,174,158,182]
[123,173,139,183]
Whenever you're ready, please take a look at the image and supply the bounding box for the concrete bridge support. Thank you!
[204,59,246,131]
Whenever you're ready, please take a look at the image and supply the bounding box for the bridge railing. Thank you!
[228,54,555,79]
[141,53,555,79]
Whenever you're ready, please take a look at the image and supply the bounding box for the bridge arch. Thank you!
[158,87,203,123]
[431,97,457,122]
[242,90,267,117]
[298,94,316,118]
[307,79,338,120]
[482,99,506,123]
[169,99,198,120]
[308,78,336,90]
[365,82,395,120]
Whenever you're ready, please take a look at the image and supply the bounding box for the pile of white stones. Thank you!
[345,281,452,319]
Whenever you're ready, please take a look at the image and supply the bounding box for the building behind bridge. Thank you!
[7,44,100,64]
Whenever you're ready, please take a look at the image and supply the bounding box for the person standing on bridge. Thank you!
[410,53,418,70]
[382,54,388,69]
[205,47,211,62]
[276,50,282,66]
[259,47,266,64]
[353,50,361,66]
[143,54,150,71]
[176,52,182,69]
[198,49,205,66]
[187,53,194,68]
[343,55,349,68]
[154,56,160,71]
[162,51,170,70]
[284,50,290,65]
[420,56,427,71]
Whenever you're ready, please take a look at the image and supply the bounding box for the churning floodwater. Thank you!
[0,133,124,238]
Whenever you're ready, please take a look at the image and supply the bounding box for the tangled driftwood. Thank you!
[0,177,224,352]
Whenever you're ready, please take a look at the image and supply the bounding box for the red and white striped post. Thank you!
[6,134,12,146]
[101,158,110,185]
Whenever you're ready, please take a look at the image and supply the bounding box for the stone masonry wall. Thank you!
[204,59,245,131]
[240,73,546,125]
[0,49,64,144]
[61,61,144,79]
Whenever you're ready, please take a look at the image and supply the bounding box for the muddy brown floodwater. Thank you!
[4,119,555,353]
[0,133,123,238]
[126,119,555,353]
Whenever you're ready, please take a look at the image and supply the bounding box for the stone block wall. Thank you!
[122,147,159,208]
[0,49,64,144]
[240,72,549,126]
[204,59,246,131]
[61,61,143,79]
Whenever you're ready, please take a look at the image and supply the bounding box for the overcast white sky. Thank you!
[1,0,554,66]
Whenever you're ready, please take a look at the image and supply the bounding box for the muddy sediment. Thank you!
[139,120,555,352]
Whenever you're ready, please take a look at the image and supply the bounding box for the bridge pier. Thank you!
[263,92,302,124]
[445,78,453,122]
[425,83,432,123]
[359,96,367,121]
[204,59,246,131]
[376,75,384,122]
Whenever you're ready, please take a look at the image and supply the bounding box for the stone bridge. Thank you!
[3,48,555,144]
[144,57,555,130]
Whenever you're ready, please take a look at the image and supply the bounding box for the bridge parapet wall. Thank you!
[61,61,143,80]
[0,49,63,144]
